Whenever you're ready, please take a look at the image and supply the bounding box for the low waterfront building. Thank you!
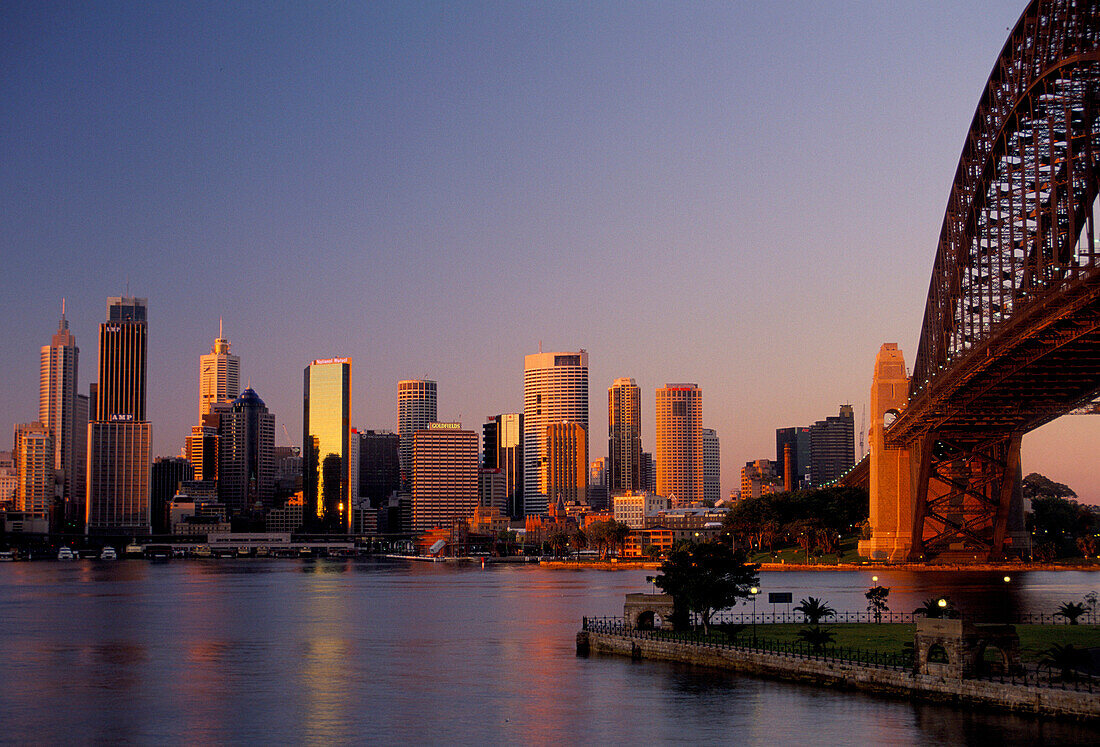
[613,492,670,529]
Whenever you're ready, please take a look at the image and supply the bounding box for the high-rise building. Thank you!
[655,383,703,507]
[411,422,478,532]
[95,297,147,421]
[809,404,856,486]
[0,451,17,504]
[398,380,437,492]
[199,320,240,419]
[39,304,82,522]
[588,457,608,510]
[702,428,720,504]
[303,358,351,532]
[544,422,587,505]
[358,430,400,507]
[523,350,588,516]
[13,423,53,514]
[87,297,151,536]
[151,456,193,533]
[218,387,275,514]
[775,426,811,491]
[482,413,523,518]
[185,425,219,481]
[641,451,656,493]
[608,378,642,494]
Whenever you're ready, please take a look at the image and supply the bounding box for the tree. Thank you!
[569,528,588,553]
[797,626,835,654]
[914,597,956,619]
[1056,601,1088,625]
[546,527,569,558]
[794,596,836,624]
[866,585,890,623]
[654,542,760,635]
[642,544,662,561]
[1040,643,1089,681]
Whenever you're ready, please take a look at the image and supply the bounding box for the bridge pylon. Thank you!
[858,343,913,562]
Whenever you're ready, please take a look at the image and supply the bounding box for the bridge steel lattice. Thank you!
[884,0,1100,561]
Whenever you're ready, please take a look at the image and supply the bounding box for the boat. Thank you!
[124,541,143,558]
[255,545,271,557]
[57,547,77,560]
[100,546,118,560]
[191,545,212,558]
[0,549,16,561]
[144,544,172,560]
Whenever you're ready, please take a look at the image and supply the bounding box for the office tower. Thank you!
[398,380,437,492]
[775,426,811,491]
[482,413,524,518]
[523,350,588,516]
[87,297,151,536]
[358,430,400,507]
[95,296,147,421]
[218,387,275,513]
[641,451,656,493]
[13,423,53,514]
[0,451,17,504]
[274,445,302,503]
[702,428,720,504]
[151,456,193,533]
[608,378,642,494]
[655,383,703,507]
[72,392,88,522]
[809,404,856,486]
[303,358,351,531]
[411,422,478,532]
[478,468,507,514]
[199,320,240,419]
[39,304,80,520]
[545,422,587,505]
[185,425,219,481]
[588,457,608,510]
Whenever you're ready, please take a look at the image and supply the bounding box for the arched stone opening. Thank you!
[623,593,676,631]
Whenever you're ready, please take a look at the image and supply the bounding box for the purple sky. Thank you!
[3,1,1096,504]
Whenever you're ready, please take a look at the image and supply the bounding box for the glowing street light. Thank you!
[750,586,759,645]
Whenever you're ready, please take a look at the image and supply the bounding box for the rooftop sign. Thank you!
[311,357,350,366]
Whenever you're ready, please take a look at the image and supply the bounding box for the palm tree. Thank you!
[1039,643,1088,681]
[1056,601,1088,625]
[914,597,956,619]
[797,625,835,654]
[794,596,836,624]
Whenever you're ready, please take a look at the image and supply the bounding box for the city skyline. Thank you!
[3,2,1099,504]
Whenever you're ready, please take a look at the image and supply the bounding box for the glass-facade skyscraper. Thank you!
[523,350,588,516]
[303,358,351,532]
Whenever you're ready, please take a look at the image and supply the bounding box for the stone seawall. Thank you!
[577,631,1099,721]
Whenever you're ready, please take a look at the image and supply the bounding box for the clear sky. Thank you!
[3,1,1097,504]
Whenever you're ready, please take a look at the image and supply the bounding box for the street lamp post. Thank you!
[750,586,759,645]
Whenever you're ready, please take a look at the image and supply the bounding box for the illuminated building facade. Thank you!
[545,422,587,505]
[87,297,151,535]
[398,380,437,492]
[608,377,642,494]
[303,358,351,531]
[411,422,478,532]
[13,423,53,514]
[482,413,523,518]
[199,321,240,419]
[40,305,83,522]
[655,383,703,506]
[702,427,720,504]
[523,350,588,516]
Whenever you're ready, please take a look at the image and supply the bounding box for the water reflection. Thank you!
[0,562,1097,744]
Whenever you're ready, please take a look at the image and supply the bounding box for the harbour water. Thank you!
[0,560,1096,745]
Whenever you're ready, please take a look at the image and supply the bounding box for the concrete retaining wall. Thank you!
[577,630,1098,721]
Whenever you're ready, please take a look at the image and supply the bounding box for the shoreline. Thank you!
[539,559,1098,572]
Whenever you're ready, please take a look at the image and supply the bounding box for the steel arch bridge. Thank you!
[879,0,1100,561]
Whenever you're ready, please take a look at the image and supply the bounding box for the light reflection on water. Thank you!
[0,561,1097,745]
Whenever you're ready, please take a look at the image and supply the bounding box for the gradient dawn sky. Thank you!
[3,1,1097,504]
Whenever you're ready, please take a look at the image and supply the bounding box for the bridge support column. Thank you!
[907,433,1027,562]
[858,343,913,562]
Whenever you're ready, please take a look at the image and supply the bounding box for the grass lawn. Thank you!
[705,622,1100,664]
[747,535,863,565]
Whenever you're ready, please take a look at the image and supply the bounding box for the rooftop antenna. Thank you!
[219,316,223,339]
[61,297,66,317]
[539,340,542,353]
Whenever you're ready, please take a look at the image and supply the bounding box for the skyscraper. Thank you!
[482,413,523,518]
[411,422,478,532]
[303,358,351,532]
[13,423,53,514]
[199,320,240,419]
[40,303,82,523]
[608,377,642,494]
[545,422,587,505]
[775,426,811,491]
[398,380,437,492]
[809,404,856,486]
[702,427,720,504]
[218,387,275,514]
[150,456,193,533]
[357,430,400,507]
[523,350,588,516]
[655,383,703,506]
[87,297,151,536]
